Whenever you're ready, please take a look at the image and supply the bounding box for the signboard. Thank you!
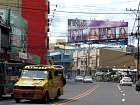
[68,19,128,45]
[11,35,21,47]
[19,52,27,59]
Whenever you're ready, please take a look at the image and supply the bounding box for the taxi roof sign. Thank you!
[23,65,64,70]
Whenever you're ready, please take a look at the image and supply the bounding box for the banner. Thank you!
[68,19,128,45]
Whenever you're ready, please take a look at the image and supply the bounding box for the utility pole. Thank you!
[88,43,91,75]
[126,2,140,80]
[6,8,11,53]
[76,44,80,75]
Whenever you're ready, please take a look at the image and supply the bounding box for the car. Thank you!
[136,80,140,91]
[120,77,133,86]
[83,76,93,83]
[75,76,84,82]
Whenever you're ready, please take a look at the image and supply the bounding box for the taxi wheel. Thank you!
[43,92,50,103]
[15,98,21,103]
[11,94,14,98]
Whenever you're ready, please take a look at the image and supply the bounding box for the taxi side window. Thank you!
[54,71,58,76]
[58,71,63,77]
[48,71,53,80]
[54,70,63,77]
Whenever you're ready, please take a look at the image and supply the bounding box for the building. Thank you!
[48,43,73,78]
[72,47,97,76]
[0,0,50,64]
[0,16,22,62]
[0,0,20,11]
[72,47,135,76]
[0,17,10,59]
[22,0,48,64]
[98,48,135,69]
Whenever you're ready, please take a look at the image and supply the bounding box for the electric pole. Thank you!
[126,2,140,81]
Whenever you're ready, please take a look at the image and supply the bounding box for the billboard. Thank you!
[68,19,128,45]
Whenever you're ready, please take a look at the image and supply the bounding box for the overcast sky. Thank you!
[49,0,139,44]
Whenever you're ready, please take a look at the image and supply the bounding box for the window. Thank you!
[54,70,63,77]
[0,63,4,73]
[6,66,20,76]
[48,71,53,79]
[54,71,58,76]
[21,70,48,79]
[81,60,84,65]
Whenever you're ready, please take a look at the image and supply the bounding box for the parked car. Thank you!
[136,80,140,91]
[83,76,93,83]
[120,77,133,86]
[75,76,84,82]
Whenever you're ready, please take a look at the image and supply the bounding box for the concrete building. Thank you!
[72,47,97,76]
[0,0,20,11]
[72,47,135,76]
[0,0,49,64]
[22,0,48,64]
[0,17,10,60]
[98,48,135,69]
[48,42,73,78]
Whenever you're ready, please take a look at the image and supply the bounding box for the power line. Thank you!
[0,3,134,15]
[54,10,132,15]
[132,18,137,33]
[0,3,47,11]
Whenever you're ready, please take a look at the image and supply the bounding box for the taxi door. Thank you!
[47,70,56,98]
[53,70,63,95]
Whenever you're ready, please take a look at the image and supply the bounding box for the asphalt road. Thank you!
[0,81,140,105]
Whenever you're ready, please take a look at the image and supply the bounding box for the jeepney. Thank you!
[13,64,66,103]
[0,61,23,98]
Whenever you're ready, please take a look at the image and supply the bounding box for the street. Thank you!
[0,81,140,105]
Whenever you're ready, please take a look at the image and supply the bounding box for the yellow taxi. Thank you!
[13,65,66,103]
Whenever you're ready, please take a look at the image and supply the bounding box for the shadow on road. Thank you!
[51,98,77,104]
[16,98,76,104]
[0,96,13,101]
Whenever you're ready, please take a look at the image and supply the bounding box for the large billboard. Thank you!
[68,19,128,45]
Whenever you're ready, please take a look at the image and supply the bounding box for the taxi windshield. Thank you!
[21,70,48,80]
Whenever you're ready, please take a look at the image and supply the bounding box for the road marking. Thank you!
[117,84,122,91]
[60,85,99,105]
[122,98,126,102]
[120,91,123,93]
[122,93,125,96]
[53,85,99,105]
[117,84,127,103]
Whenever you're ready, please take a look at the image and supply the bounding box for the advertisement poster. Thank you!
[68,19,128,45]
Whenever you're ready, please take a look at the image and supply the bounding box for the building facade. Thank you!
[72,47,97,76]
[48,43,73,78]
[22,0,48,64]
[0,0,50,64]
[72,47,135,76]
